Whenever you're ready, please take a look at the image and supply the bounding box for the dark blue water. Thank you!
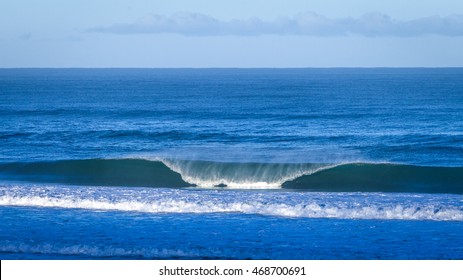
[1,206,462,260]
[0,69,462,259]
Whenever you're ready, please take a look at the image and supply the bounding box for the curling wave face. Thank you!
[0,158,462,193]
[160,158,330,188]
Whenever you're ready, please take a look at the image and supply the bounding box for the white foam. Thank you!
[0,243,202,258]
[1,194,462,221]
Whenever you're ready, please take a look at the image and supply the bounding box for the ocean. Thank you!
[0,68,462,259]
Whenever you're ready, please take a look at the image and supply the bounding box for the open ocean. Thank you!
[0,68,462,259]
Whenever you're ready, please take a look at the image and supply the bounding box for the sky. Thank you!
[1,0,463,67]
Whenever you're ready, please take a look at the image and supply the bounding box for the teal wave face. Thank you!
[282,163,463,194]
[0,159,192,188]
[0,159,462,194]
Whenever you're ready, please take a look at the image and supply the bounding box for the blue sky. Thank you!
[1,0,463,67]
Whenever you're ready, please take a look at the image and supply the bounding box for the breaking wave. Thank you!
[0,158,462,193]
[1,185,462,221]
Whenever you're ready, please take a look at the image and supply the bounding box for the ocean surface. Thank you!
[0,68,462,259]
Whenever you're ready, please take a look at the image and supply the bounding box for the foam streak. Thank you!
[1,185,462,221]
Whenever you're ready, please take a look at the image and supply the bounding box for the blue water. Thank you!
[0,68,462,259]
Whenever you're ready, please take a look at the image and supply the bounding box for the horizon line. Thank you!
[1,66,463,69]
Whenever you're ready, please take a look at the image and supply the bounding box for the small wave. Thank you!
[0,243,204,259]
[0,158,462,193]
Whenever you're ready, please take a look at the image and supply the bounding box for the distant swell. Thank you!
[0,158,462,194]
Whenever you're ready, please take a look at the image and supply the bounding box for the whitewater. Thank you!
[1,185,462,221]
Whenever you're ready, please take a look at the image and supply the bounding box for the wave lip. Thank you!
[0,158,462,193]
[159,158,331,189]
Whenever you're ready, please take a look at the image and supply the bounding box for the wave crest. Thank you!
[160,158,331,188]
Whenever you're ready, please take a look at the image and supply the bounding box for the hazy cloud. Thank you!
[67,35,85,42]
[88,12,463,37]
[19,33,32,40]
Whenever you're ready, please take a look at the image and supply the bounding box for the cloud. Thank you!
[19,33,32,40]
[88,12,463,37]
